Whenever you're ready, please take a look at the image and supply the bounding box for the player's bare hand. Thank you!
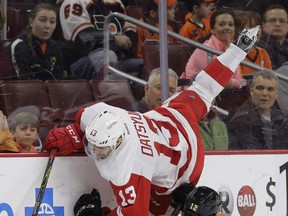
[115,35,132,50]
[0,111,8,131]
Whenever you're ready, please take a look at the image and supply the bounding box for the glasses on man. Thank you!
[265,18,288,25]
[254,85,276,92]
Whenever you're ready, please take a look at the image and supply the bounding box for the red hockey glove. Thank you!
[44,123,84,155]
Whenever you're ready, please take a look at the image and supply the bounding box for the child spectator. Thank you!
[10,112,40,153]
[179,0,215,41]
[0,111,18,152]
[9,3,64,80]
[238,11,272,77]
[136,0,177,58]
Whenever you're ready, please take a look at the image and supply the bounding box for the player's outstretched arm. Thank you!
[187,26,259,111]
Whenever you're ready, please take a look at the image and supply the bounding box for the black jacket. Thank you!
[228,99,288,150]
[258,35,288,70]
[9,32,64,80]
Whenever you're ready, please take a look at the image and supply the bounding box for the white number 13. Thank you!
[119,186,136,206]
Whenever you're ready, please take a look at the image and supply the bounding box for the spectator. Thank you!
[238,11,272,77]
[258,4,288,70]
[274,62,288,115]
[199,109,229,150]
[136,0,177,58]
[228,70,288,150]
[131,66,228,150]
[131,67,178,112]
[0,111,18,152]
[9,3,64,80]
[179,0,215,42]
[182,9,244,90]
[10,112,40,152]
[59,0,143,80]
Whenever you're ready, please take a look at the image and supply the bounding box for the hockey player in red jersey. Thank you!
[44,26,259,215]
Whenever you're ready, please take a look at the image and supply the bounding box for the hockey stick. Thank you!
[32,148,57,216]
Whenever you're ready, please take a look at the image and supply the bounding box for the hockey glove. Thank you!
[44,123,84,155]
[74,189,102,216]
[233,25,259,53]
[171,183,195,212]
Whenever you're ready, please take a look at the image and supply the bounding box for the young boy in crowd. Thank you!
[136,0,177,58]
[10,112,40,153]
[179,0,215,41]
[0,111,18,152]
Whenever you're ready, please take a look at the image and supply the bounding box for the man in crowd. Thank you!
[259,4,288,69]
[131,67,178,113]
[228,70,288,149]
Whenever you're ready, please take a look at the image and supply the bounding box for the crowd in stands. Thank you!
[0,0,288,152]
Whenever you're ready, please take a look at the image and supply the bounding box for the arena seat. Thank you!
[6,7,26,40]
[44,80,95,124]
[142,41,195,79]
[0,80,51,117]
[215,87,250,123]
[89,80,136,110]
[0,40,13,80]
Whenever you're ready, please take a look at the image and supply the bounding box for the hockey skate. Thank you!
[233,25,259,53]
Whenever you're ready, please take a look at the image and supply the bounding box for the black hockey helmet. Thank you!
[182,186,222,216]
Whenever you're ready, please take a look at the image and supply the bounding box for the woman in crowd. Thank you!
[181,8,243,90]
[9,3,64,80]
